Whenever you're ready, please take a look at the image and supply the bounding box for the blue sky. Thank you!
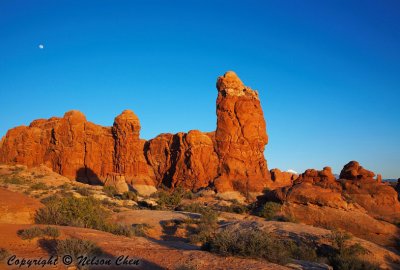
[0,0,399,178]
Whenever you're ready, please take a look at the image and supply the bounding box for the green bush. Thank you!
[75,187,91,196]
[103,186,118,197]
[4,177,24,185]
[220,201,249,214]
[56,238,102,262]
[58,183,72,190]
[204,228,319,265]
[35,196,109,229]
[155,190,182,209]
[30,182,48,190]
[131,223,151,237]
[258,202,282,220]
[42,226,60,238]
[328,230,379,270]
[121,191,137,201]
[187,204,219,244]
[0,248,9,262]
[35,195,139,238]
[204,228,292,264]
[101,198,118,207]
[18,227,43,240]
[18,226,59,240]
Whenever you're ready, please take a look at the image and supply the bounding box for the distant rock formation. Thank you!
[270,168,298,189]
[0,72,272,195]
[339,161,375,181]
[266,161,400,246]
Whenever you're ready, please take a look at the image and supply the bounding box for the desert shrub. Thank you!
[56,238,102,261]
[0,248,9,262]
[103,186,118,197]
[18,226,59,240]
[204,228,319,265]
[30,182,48,190]
[35,195,138,238]
[276,213,298,223]
[101,198,118,207]
[220,200,249,214]
[121,191,137,201]
[131,223,151,237]
[189,205,219,244]
[18,227,44,240]
[75,187,91,196]
[155,190,182,209]
[35,195,109,229]
[42,226,60,238]
[4,177,24,185]
[257,202,282,220]
[58,183,72,190]
[204,228,291,264]
[327,230,379,270]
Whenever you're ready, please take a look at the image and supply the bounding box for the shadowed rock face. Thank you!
[0,72,271,194]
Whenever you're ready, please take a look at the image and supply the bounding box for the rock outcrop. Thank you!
[266,162,400,246]
[214,71,271,194]
[0,72,271,195]
[339,161,375,182]
[270,168,298,189]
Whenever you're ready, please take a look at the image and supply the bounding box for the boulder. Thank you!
[104,173,129,194]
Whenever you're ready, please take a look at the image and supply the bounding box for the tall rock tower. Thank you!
[214,71,271,194]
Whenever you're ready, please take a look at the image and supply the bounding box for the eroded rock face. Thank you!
[339,161,375,181]
[104,173,129,194]
[0,72,271,194]
[214,71,271,193]
[270,168,298,189]
[112,110,156,189]
[145,131,219,191]
[266,162,400,246]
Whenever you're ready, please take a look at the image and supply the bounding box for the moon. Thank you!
[38,44,44,49]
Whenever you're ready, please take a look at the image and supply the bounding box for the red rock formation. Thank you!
[214,71,271,193]
[0,72,272,194]
[112,110,155,188]
[270,168,298,189]
[266,162,400,246]
[295,166,336,184]
[339,161,375,181]
[145,130,219,191]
